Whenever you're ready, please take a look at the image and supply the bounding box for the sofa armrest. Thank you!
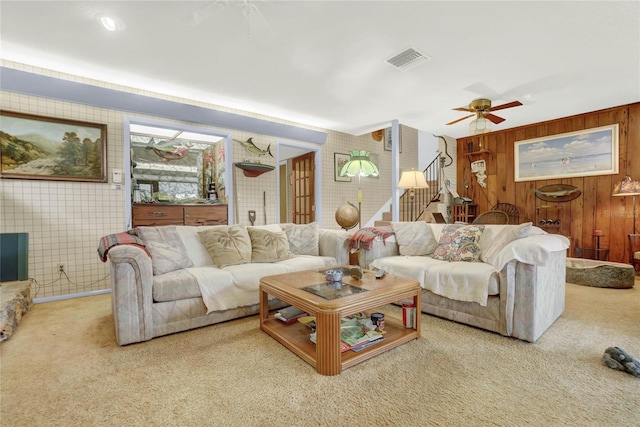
[499,250,566,342]
[356,236,400,269]
[108,245,154,345]
[318,229,352,265]
[492,234,570,270]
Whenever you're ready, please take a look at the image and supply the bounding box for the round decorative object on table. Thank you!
[324,269,343,282]
[335,202,359,230]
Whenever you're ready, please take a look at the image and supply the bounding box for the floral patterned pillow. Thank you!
[431,224,485,262]
[198,225,252,268]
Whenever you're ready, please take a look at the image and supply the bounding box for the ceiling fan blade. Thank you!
[490,100,523,111]
[243,3,275,44]
[484,113,505,124]
[452,107,474,112]
[446,114,474,125]
[186,1,227,25]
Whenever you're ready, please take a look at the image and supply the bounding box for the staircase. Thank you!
[375,154,445,226]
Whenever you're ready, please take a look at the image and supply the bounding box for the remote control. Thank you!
[374,269,385,279]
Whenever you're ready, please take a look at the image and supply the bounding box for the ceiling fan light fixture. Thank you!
[469,116,492,135]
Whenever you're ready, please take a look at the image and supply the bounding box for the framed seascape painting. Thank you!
[514,124,618,182]
[0,110,107,182]
[334,152,351,182]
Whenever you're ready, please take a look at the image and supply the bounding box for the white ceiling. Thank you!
[1,1,639,139]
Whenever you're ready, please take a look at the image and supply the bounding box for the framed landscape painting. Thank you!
[334,152,351,182]
[514,124,618,182]
[0,110,107,182]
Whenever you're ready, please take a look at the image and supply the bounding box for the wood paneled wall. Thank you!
[456,102,640,264]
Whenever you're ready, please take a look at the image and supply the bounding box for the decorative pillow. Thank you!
[280,222,319,256]
[481,222,533,267]
[431,224,485,262]
[247,228,294,263]
[391,221,438,256]
[136,226,193,275]
[198,225,252,268]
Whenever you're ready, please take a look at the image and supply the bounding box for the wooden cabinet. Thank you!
[184,206,227,226]
[453,204,477,223]
[132,204,227,227]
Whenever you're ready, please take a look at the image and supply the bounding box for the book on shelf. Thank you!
[274,306,306,324]
[297,316,316,331]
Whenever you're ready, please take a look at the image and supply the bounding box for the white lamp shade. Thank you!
[398,170,429,189]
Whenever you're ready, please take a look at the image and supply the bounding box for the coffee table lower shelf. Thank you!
[261,312,418,373]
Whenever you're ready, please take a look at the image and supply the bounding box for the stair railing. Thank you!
[398,153,443,221]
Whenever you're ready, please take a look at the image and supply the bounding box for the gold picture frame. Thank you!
[1,110,107,182]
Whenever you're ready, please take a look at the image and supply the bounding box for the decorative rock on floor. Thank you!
[1,280,33,342]
[566,258,635,289]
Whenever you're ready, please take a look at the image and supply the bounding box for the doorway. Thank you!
[276,142,321,225]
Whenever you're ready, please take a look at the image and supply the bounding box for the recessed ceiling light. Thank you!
[96,13,126,32]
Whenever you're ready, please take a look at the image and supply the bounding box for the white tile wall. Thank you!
[1,60,419,298]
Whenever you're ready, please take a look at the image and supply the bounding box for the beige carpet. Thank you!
[1,281,638,426]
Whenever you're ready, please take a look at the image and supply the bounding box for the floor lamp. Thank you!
[398,170,429,222]
[612,175,640,234]
[339,149,379,227]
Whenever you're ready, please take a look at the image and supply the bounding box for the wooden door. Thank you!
[291,152,315,224]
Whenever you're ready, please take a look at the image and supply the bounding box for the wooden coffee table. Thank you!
[259,267,421,376]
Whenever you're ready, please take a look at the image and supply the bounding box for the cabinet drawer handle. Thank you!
[151,211,166,216]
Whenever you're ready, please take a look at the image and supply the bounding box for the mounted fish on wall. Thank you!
[232,137,275,177]
[233,137,273,157]
[533,184,582,202]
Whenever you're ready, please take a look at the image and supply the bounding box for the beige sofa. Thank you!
[108,223,351,345]
[358,222,570,343]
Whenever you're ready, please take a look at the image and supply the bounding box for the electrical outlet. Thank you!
[58,263,65,272]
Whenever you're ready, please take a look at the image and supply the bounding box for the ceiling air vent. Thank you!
[385,47,431,71]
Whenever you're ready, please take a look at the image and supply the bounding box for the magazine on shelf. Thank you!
[308,316,384,352]
[274,306,306,324]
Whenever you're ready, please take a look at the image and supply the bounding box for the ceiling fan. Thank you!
[446,98,523,126]
[187,0,274,43]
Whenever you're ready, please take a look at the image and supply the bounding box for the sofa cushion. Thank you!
[152,268,202,302]
[281,222,319,256]
[431,224,485,262]
[277,255,336,271]
[480,222,533,267]
[198,225,252,268]
[247,228,294,263]
[136,226,194,275]
[391,221,438,256]
[426,262,500,306]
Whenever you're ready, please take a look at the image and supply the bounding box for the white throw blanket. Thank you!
[425,262,498,307]
[186,267,255,314]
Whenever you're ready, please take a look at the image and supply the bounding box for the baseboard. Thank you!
[34,289,111,304]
